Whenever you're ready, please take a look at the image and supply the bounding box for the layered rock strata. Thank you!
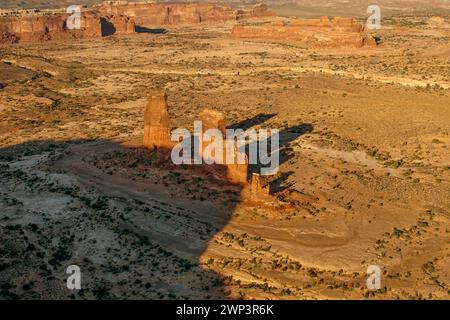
[231,16,377,48]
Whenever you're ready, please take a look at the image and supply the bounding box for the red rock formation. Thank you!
[0,10,135,44]
[94,2,274,26]
[0,2,276,44]
[143,93,173,150]
[231,17,376,48]
[226,143,249,185]
[199,108,226,166]
[199,108,248,185]
[0,31,19,44]
[237,3,275,20]
[102,14,135,35]
[0,12,105,43]
[251,173,270,195]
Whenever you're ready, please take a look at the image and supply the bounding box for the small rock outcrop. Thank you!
[427,16,449,28]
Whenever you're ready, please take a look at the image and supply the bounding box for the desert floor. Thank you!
[0,16,449,299]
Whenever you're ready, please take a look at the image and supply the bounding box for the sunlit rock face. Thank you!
[231,17,377,48]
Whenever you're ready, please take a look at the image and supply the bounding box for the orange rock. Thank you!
[103,14,135,35]
[143,93,173,150]
[226,143,249,185]
[237,4,276,20]
[199,109,226,135]
[199,108,248,185]
[231,16,376,48]
[0,2,275,44]
[251,173,269,195]
[94,2,274,26]
[0,11,135,44]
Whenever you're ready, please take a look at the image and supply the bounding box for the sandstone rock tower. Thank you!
[143,93,172,149]
[199,108,248,185]
[251,173,269,195]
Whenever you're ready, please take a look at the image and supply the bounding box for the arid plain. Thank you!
[0,2,449,300]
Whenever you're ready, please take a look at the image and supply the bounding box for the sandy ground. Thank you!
[0,15,449,300]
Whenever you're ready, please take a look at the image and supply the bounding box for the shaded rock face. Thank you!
[0,11,135,44]
[231,16,377,48]
[143,93,173,150]
[94,2,274,26]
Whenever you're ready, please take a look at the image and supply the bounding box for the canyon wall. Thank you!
[94,2,275,26]
[231,16,377,48]
[0,11,135,43]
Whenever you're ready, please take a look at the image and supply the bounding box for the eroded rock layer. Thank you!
[199,108,248,185]
[94,2,275,26]
[0,11,135,43]
[0,2,274,44]
[143,93,173,150]
[231,16,377,48]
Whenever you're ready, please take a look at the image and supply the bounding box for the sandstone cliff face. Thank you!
[0,12,104,43]
[0,31,19,44]
[251,173,269,196]
[199,108,248,185]
[231,16,376,48]
[143,93,173,150]
[94,2,274,26]
[0,2,274,44]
